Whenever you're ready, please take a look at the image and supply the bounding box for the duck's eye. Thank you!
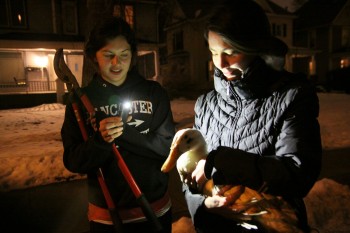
[186,138,193,145]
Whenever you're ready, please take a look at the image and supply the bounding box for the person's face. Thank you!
[208,31,256,81]
[95,36,132,86]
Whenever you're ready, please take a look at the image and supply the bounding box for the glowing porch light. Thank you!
[34,56,48,67]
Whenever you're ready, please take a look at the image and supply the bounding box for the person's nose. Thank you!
[111,55,119,65]
[216,54,229,69]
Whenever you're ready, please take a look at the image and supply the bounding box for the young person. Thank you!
[184,1,322,232]
[61,17,175,233]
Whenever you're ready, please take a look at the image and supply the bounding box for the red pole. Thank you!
[71,100,124,232]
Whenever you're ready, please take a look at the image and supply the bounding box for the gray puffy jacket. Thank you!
[184,58,322,231]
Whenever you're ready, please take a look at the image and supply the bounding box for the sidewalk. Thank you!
[0,169,194,233]
[0,179,89,233]
[1,148,350,233]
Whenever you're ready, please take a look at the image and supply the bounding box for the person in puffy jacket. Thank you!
[61,17,175,233]
[185,0,322,232]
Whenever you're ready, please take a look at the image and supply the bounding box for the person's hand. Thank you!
[190,159,208,191]
[90,115,98,131]
[204,196,240,218]
[203,182,244,208]
[204,185,238,208]
[98,116,126,143]
[204,194,229,209]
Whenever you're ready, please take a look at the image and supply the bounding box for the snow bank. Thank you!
[0,104,85,192]
[306,178,350,231]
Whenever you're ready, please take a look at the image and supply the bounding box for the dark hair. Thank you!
[85,17,137,65]
[204,0,288,57]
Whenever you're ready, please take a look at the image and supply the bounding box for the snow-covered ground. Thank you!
[0,93,350,232]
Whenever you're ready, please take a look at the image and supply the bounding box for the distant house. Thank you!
[0,0,166,109]
[161,0,214,98]
[256,0,299,71]
[294,0,350,91]
[0,0,87,97]
[162,0,305,98]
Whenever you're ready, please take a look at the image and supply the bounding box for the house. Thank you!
[256,0,297,72]
[0,0,88,109]
[161,0,301,98]
[0,0,167,109]
[294,0,350,92]
[161,0,217,99]
[162,0,350,96]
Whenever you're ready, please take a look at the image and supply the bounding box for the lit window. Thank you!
[340,59,349,68]
[0,0,27,28]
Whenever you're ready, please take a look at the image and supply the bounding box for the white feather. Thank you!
[162,128,208,183]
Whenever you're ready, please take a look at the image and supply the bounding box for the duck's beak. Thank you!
[161,145,180,173]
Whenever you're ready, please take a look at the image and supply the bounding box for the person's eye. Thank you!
[226,50,239,56]
[120,53,130,59]
[103,53,115,59]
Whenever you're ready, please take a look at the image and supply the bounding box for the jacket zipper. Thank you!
[226,82,242,144]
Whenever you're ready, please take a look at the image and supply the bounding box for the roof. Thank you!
[255,0,293,15]
[176,0,218,19]
[295,0,348,29]
[265,0,294,15]
[168,0,292,25]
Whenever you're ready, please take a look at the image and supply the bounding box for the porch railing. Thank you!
[0,81,57,93]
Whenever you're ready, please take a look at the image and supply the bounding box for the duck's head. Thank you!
[161,128,207,173]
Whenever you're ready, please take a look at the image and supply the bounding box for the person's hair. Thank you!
[204,0,288,70]
[85,17,137,66]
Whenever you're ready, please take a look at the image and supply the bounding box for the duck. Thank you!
[161,128,208,183]
[161,128,301,232]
